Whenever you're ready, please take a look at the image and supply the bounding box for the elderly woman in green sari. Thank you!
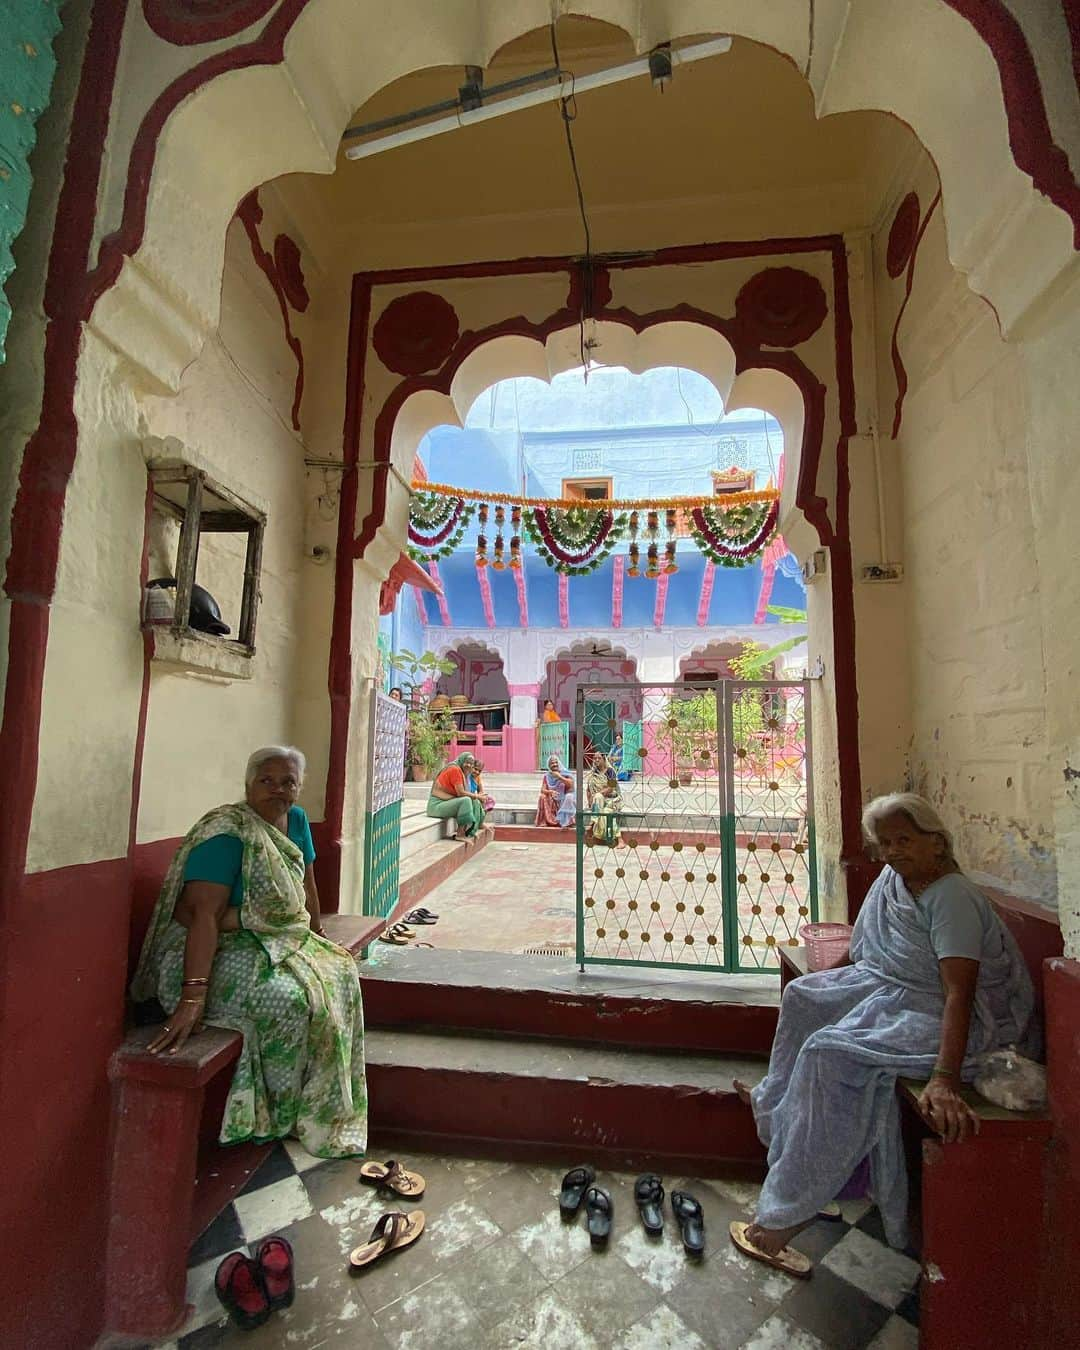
[131,745,367,1159]
[426,751,485,837]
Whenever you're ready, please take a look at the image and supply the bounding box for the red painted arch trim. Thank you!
[891,190,943,439]
[236,190,305,429]
[942,0,1080,249]
[83,0,313,317]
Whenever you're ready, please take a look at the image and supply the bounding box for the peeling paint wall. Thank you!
[871,152,1056,907]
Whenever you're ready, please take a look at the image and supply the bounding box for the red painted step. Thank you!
[360,947,780,1056]
[365,1027,767,1177]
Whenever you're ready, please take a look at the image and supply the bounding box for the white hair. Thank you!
[862,792,955,861]
[246,745,306,787]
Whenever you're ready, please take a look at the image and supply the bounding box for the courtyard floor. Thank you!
[402,839,812,970]
[149,1138,920,1349]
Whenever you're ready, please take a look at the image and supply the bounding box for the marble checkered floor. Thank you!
[142,1139,921,1349]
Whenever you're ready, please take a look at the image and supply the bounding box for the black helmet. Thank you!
[149,577,231,636]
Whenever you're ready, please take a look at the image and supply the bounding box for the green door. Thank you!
[583,699,615,756]
[620,720,642,772]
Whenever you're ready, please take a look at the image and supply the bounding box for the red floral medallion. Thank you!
[887,192,922,279]
[373,292,460,376]
[142,1,278,46]
[735,267,828,347]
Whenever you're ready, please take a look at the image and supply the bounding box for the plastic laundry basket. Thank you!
[800,922,854,971]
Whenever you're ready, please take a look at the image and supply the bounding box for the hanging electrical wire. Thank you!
[549,18,594,373]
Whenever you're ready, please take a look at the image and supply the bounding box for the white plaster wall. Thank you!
[871,154,1056,906]
[26,206,329,869]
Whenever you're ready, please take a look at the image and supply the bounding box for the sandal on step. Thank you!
[634,1173,665,1236]
[404,910,438,925]
[558,1164,595,1220]
[412,908,439,919]
[214,1252,271,1329]
[389,923,414,939]
[253,1236,294,1311]
[671,1190,706,1256]
[584,1185,613,1249]
[349,1211,426,1270]
[359,1158,426,1198]
[729,1221,812,1279]
[379,929,411,946]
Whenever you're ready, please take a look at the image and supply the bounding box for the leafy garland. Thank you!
[407,488,779,571]
[407,493,475,561]
[689,499,779,567]
[524,505,628,576]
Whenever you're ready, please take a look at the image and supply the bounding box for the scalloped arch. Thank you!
[88,0,1078,395]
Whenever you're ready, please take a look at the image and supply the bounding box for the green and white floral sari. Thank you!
[131,803,367,1158]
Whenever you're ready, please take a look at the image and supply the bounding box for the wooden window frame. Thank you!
[148,460,266,655]
[561,476,613,501]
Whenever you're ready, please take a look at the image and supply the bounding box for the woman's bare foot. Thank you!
[745,1218,813,1257]
[733,1079,754,1108]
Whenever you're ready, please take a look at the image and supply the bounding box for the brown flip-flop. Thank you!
[349,1210,425,1270]
[359,1158,426,1198]
[378,930,410,946]
[729,1221,812,1279]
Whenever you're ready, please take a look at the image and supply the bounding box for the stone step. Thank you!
[365,1026,766,1174]
[360,946,779,1056]
[398,807,448,862]
[396,826,494,912]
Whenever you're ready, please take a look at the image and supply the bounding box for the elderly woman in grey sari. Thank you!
[730,793,1035,1277]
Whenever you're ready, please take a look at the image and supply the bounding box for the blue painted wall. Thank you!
[406,366,802,635]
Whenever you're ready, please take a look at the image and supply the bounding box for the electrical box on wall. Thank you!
[860,564,904,583]
[802,550,827,583]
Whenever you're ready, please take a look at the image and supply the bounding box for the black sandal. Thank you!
[634,1173,665,1236]
[558,1164,595,1220]
[671,1190,706,1256]
[584,1185,614,1249]
[404,910,438,925]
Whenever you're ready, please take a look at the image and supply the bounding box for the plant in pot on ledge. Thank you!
[657,691,715,786]
[407,705,456,783]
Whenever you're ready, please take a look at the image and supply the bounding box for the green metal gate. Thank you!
[574,680,817,974]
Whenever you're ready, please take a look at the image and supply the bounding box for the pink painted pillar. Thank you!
[506,681,541,772]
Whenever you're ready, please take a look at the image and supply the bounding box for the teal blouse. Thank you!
[183,805,316,907]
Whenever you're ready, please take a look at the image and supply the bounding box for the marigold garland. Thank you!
[407,481,780,572]
[413,479,777,511]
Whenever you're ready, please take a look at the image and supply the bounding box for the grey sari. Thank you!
[750,867,1034,1247]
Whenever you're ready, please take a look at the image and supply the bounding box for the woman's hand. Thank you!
[917,1077,980,1142]
[147,996,205,1055]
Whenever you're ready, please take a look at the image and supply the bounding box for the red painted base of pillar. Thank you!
[1044,957,1080,1338]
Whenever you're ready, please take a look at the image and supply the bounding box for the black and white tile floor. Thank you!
[146,1140,921,1349]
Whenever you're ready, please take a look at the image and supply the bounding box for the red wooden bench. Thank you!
[779,894,1062,1350]
[103,913,374,1339]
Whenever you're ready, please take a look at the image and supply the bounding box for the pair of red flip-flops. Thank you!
[214,1236,294,1330]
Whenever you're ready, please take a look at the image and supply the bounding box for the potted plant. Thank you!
[406,705,455,782]
[391,647,458,706]
[657,691,715,785]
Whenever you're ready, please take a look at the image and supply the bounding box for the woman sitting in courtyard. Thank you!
[131,746,367,1159]
[427,751,485,837]
[536,755,576,828]
[585,753,622,847]
[730,792,1035,1277]
[470,758,496,813]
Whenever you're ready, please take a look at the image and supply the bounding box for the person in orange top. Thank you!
[426,752,485,836]
[541,698,561,723]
